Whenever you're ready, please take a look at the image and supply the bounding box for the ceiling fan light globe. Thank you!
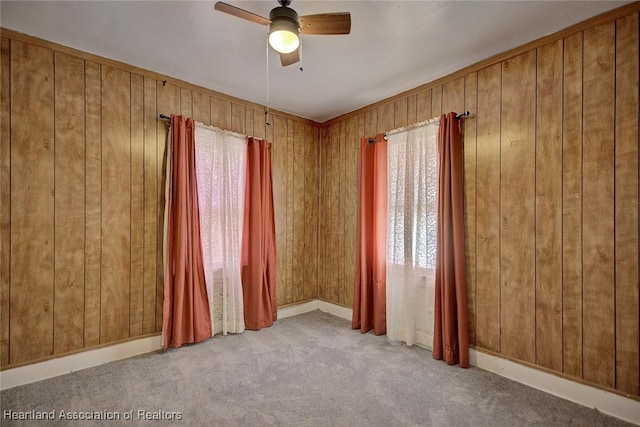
[269,29,299,53]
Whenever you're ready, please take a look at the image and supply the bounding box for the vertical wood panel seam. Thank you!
[324,129,328,298]
[375,112,378,137]
[317,128,321,299]
[561,38,566,374]
[301,125,305,300]
[340,124,344,303]
[304,125,318,298]
[141,79,146,331]
[472,75,479,342]
[560,38,566,375]
[52,51,56,354]
[82,59,87,349]
[612,19,618,388]
[498,64,503,353]
[340,122,344,304]
[7,39,11,362]
[298,122,304,302]
[474,77,478,342]
[318,126,321,298]
[98,64,103,343]
[534,49,538,365]
[334,124,339,302]
[291,122,296,302]
[208,95,213,125]
[317,130,321,298]
[307,125,311,300]
[580,31,585,379]
[129,73,133,338]
[288,120,292,303]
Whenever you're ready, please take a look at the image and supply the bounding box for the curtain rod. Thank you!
[368,111,472,143]
[157,114,254,140]
[385,111,471,138]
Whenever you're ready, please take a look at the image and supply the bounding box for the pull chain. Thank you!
[299,37,303,72]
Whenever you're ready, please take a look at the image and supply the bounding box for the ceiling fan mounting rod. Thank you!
[278,0,292,7]
[269,6,299,26]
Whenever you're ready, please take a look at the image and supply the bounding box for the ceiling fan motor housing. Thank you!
[269,6,300,30]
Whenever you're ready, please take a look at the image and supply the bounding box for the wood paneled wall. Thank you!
[1,5,638,399]
[0,31,319,368]
[319,8,639,398]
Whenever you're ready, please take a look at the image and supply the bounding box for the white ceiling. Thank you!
[1,1,631,122]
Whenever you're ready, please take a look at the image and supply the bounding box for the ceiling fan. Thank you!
[214,0,351,67]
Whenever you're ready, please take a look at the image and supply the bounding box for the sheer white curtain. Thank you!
[386,120,439,347]
[194,123,246,336]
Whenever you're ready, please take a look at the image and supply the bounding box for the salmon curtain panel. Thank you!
[352,134,387,335]
[241,137,277,330]
[162,115,212,350]
[433,112,469,367]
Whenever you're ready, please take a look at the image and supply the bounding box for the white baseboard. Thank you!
[0,335,162,391]
[277,299,353,322]
[318,300,353,321]
[278,300,319,318]
[469,349,640,425]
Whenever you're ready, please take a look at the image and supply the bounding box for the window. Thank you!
[386,123,439,270]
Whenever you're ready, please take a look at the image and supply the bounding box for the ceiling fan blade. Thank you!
[214,2,271,26]
[299,13,351,35]
[280,49,300,67]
